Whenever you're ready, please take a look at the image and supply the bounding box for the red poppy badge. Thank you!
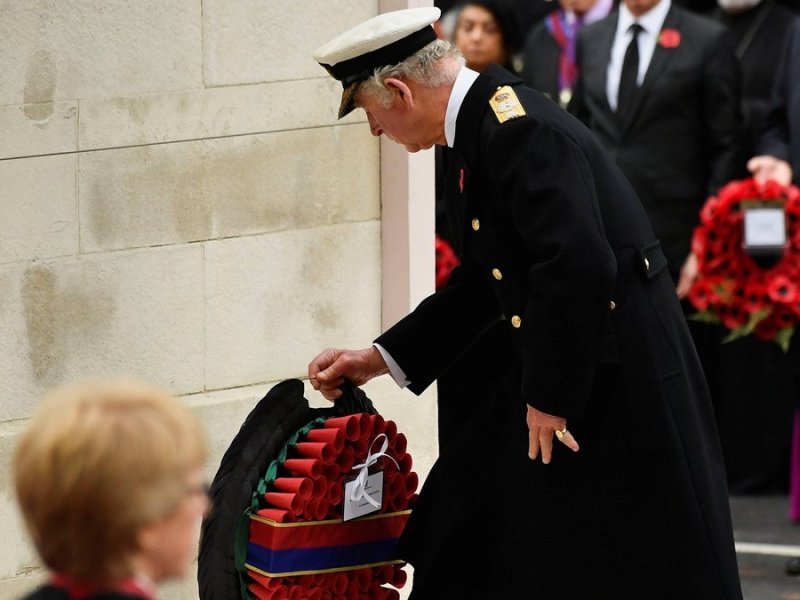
[658,28,681,48]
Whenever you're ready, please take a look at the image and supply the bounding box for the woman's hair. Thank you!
[358,39,464,108]
[14,378,207,581]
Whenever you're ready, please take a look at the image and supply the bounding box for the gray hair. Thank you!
[358,39,464,108]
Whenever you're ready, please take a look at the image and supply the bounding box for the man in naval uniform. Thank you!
[308,8,742,599]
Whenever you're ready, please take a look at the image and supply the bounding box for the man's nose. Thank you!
[367,114,382,137]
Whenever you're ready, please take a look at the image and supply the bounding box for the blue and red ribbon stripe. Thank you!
[246,510,410,577]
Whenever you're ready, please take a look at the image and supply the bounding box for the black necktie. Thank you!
[617,23,642,124]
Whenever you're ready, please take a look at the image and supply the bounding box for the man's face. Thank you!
[356,89,434,153]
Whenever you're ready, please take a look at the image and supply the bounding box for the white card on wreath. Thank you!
[743,207,786,250]
[343,471,384,522]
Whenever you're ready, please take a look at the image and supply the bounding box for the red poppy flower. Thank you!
[754,318,779,341]
[773,305,797,329]
[658,28,681,48]
[766,273,798,304]
[689,279,713,311]
[700,197,719,225]
[718,304,748,330]
[435,235,459,290]
[758,179,785,200]
[742,280,768,313]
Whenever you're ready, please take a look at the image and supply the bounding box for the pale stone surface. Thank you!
[203,0,377,86]
[204,221,382,390]
[79,123,379,252]
[0,420,40,581]
[0,102,77,160]
[380,141,436,330]
[0,246,204,422]
[0,155,78,265]
[0,0,202,106]
[79,79,364,151]
[0,573,45,599]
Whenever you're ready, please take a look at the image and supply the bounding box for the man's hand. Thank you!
[308,346,389,400]
[747,155,793,186]
[676,252,699,300]
[526,405,579,464]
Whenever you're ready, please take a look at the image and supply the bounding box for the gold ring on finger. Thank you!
[555,426,567,442]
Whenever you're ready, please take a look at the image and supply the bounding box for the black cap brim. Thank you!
[338,80,359,120]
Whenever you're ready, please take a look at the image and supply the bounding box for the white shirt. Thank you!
[606,0,671,111]
[445,66,480,148]
[376,64,481,387]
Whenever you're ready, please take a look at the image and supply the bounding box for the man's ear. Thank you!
[384,77,415,110]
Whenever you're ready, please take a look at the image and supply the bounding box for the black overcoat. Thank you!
[376,66,742,599]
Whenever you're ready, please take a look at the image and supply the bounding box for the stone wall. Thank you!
[0,1,437,598]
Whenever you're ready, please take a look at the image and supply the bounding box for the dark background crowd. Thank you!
[433,0,800,513]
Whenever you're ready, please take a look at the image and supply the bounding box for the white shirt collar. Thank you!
[444,66,480,148]
[617,0,671,37]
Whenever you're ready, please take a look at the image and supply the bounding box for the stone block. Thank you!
[0,1,202,106]
[79,124,379,252]
[204,222,382,390]
[79,78,363,151]
[0,246,204,422]
[203,0,377,86]
[0,155,78,265]
[0,421,39,579]
[0,103,77,160]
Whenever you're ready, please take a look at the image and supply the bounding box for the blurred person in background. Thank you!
[519,0,614,107]
[569,0,741,294]
[747,17,800,574]
[715,0,795,176]
[702,0,799,497]
[568,0,741,424]
[14,378,209,600]
[749,17,800,187]
[451,0,524,74]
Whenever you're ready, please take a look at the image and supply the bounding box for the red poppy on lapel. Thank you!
[658,28,680,48]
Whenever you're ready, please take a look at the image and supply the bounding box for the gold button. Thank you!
[609,300,616,311]
[492,268,503,280]
[471,218,480,231]
[511,315,522,328]
[644,257,651,271]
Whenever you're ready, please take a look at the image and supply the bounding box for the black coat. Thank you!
[569,5,741,279]
[518,17,562,103]
[376,66,742,599]
[716,0,796,174]
[758,16,800,184]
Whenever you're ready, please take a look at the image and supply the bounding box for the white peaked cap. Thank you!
[313,7,442,118]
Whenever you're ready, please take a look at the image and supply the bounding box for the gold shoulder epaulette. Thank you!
[489,86,526,123]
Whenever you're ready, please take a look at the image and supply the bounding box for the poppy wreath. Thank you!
[689,178,800,351]
[236,413,418,600]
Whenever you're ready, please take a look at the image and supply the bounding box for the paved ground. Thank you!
[731,494,800,599]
